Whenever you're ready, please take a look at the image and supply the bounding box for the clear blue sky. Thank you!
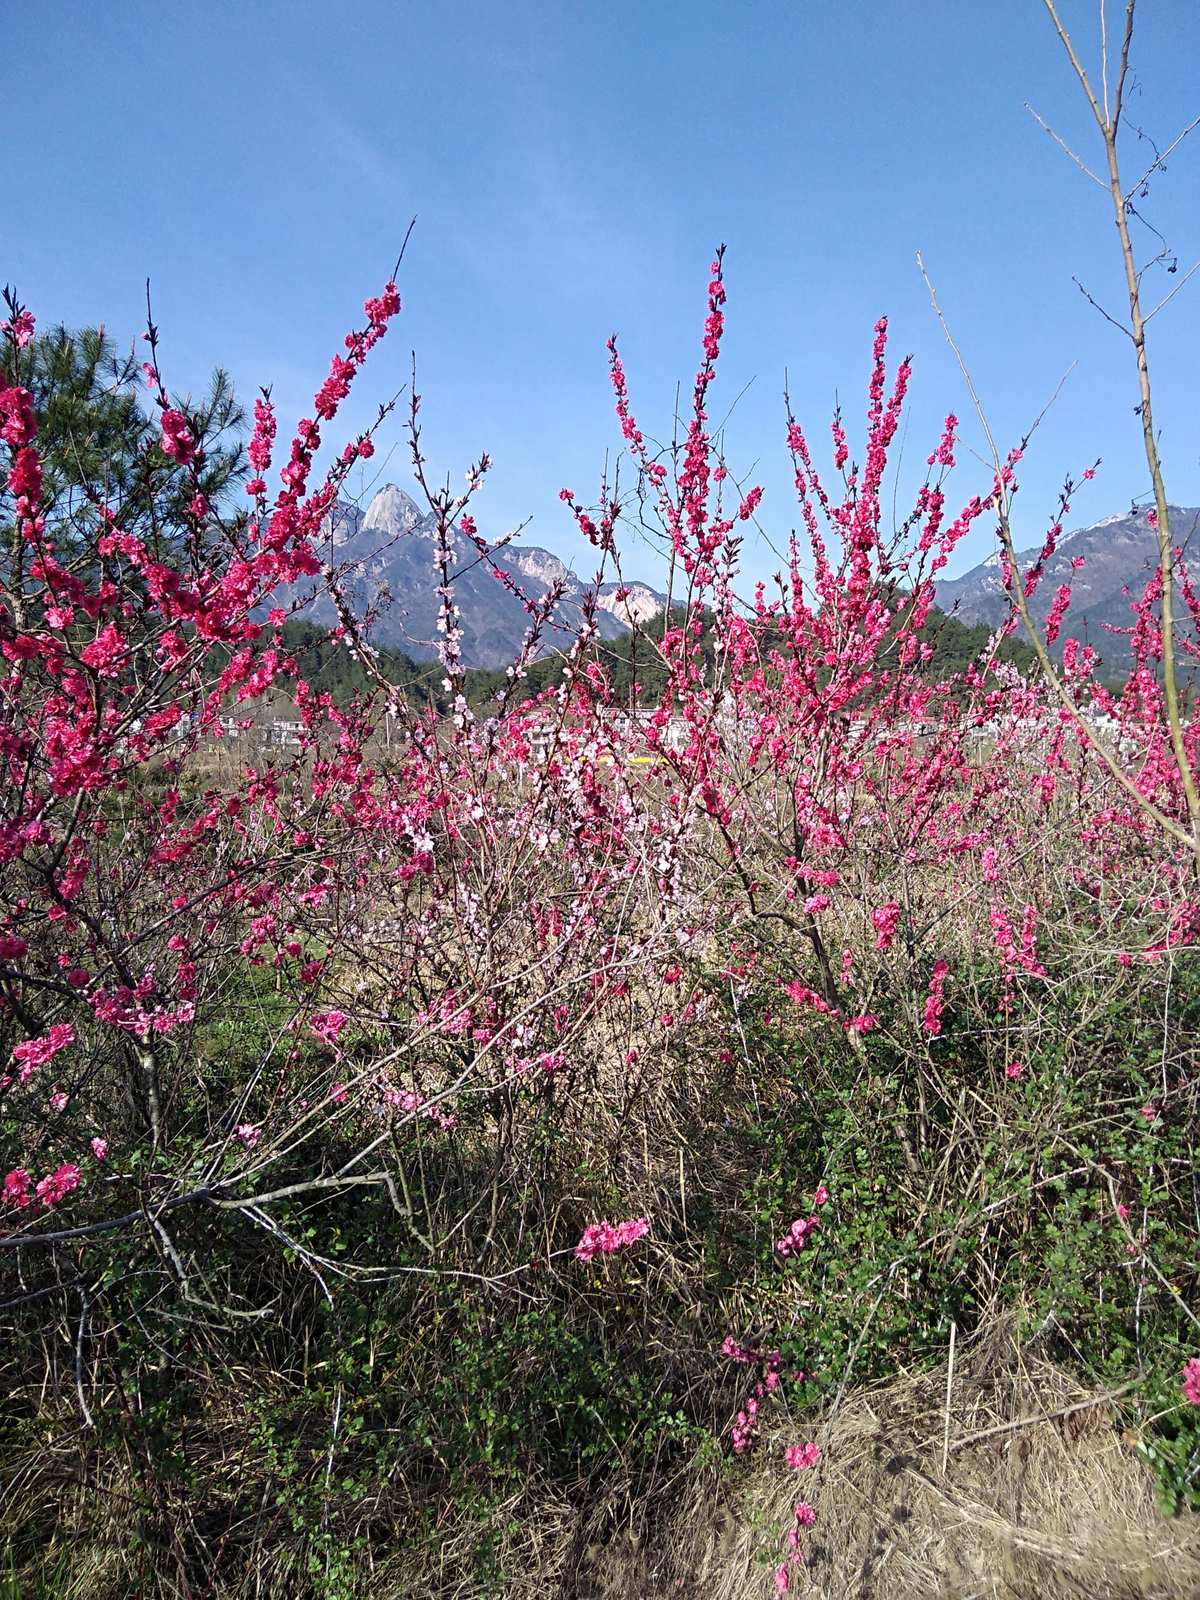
[9,0,1200,589]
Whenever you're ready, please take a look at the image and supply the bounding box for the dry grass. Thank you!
[680,1319,1200,1600]
[6,1320,1197,1599]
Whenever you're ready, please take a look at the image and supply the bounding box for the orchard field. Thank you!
[4,7,1200,1597]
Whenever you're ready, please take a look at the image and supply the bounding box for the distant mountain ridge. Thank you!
[286,485,664,670]
[933,503,1200,666]
[287,490,1199,674]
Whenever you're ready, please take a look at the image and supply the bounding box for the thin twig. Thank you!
[941,1320,956,1474]
[1025,102,1107,186]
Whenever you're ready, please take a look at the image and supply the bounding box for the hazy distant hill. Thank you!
[933,504,1200,667]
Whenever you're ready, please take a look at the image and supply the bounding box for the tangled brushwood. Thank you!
[3,211,1200,1599]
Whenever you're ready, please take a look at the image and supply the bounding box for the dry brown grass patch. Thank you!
[685,1320,1200,1600]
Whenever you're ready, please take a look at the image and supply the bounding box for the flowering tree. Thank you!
[2,217,1199,1591]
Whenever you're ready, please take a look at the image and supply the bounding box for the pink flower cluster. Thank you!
[2,308,35,347]
[11,1022,75,1084]
[774,1498,818,1592]
[382,1086,457,1131]
[872,901,901,950]
[1183,1358,1200,1406]
[990,904,1047,980]
[923,959,949,1036]
[574,1215,650,1263]
[159,408,195,465]
[775,1214,820,1258]
[36,1162,80,1205]
[726,1342,789,1453]
[309,1009,348,1045]
[3,1162,80,1211]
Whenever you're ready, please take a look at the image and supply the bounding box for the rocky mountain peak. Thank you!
[361,484,424,536]
[286,488,667,670]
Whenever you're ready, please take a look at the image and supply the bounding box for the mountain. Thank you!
[286,485,664,670]
[933,504,1200,667]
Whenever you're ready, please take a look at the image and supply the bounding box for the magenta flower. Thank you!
[2,309,35,347]
[35,1163,80,1207]
[575,1216,650,1263]
[309,1010,348,1045]
[12,1023,75,1084]
[871,901,901,950]
[2,1168,33,1209]
[776,1216,819,1258]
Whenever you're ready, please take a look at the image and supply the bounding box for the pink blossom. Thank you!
[2,309,35,347]
[871,901,901,950]
[159,408,195,465]
[923,959,949,1036]
[12,1023,75,1084]
[80,622,128,677]
[784,1441,822,1469]
[309,1010,348,1045]
[90,1137,108,1161]
[575,1216,650,1263]
[235,1123,262,1148]
[1182,1358,1200,1406]
[35,1163,80,1207]
[776,1215,819,1258]
[843,1013,878,1035]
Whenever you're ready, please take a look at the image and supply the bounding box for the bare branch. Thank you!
[1072,275,1133,337]
[1041,0,1107,128]
[1143,254,1200,322]
[1126,112,1200,201]
[1111,0,1136,132]
[1026,102,1107,187]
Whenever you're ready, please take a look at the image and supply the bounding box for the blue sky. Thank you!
[10,0,1200,590]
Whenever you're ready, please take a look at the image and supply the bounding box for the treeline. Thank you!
[280,602,1037,714]
[279,619,451,709]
